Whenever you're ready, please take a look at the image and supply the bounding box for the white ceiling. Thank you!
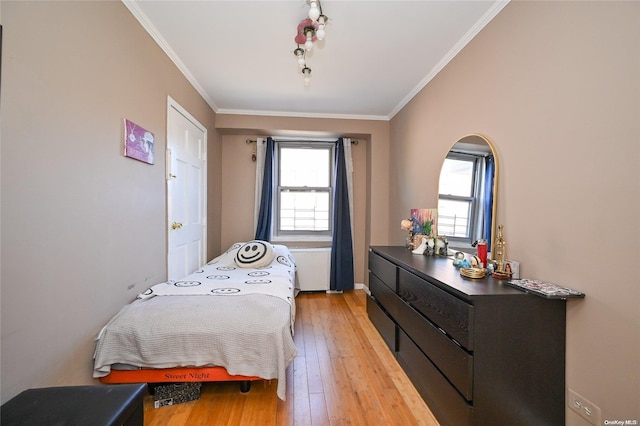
[125,1,508,120]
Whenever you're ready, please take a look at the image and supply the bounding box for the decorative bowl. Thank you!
[460,267,486,279]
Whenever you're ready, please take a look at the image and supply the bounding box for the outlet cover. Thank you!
[568,388,602,425]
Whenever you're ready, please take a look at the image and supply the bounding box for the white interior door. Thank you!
[167,97,207,280]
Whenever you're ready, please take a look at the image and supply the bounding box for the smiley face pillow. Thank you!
[234,240,275,268]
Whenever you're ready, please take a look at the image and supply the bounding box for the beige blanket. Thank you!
[93,293,296,400]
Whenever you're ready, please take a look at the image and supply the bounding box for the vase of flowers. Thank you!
[401,219,414,248]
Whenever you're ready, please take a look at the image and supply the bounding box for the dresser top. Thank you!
[370,246,527,300]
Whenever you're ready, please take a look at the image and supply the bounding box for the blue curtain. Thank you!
[483,155,495,251]
[330,138,354,291]
[254,137,275,241]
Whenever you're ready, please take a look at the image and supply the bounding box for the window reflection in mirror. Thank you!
[438,135,496,253]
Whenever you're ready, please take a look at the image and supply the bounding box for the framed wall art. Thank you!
[124,119,155,165]
[410,208,438,237]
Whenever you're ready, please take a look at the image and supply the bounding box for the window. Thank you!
[274,141,334,240]
[437,153,479,242]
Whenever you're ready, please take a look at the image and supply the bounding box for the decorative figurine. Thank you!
[452,251,466,267]
[435,237,446,256]
[492,225,512,278]
[459,259,471,268]
[412,236,428,255]
[424,238,435,256]
[494,225,506,272]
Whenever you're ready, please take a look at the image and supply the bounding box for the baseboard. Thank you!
[326,283,367,294]
[358,283,371,295]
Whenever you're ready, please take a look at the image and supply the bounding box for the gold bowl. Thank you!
[460,267,486,279]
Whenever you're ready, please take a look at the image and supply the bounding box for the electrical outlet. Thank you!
[568,388,602,425]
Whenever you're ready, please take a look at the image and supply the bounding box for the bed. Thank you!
[93,241,298,400]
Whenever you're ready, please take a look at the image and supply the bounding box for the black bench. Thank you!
[1,384,147,426]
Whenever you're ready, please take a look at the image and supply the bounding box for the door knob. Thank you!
[171,222,183,230]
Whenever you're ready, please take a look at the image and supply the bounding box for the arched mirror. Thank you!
[437,134,498,257]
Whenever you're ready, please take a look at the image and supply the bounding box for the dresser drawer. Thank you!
[397,329,473,426]
[394,296,473,401]
[398,268,474,350]
[369,251,397,291]
[369,273,405,320]
[366,296,397,352]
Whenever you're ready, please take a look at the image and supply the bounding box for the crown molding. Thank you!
[216,108,389,122]
[121,0,219,113]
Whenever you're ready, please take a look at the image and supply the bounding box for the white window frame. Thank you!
[438,152,481,245]
[271,140,335,242]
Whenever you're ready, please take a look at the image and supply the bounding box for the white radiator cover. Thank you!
[290,247,331,291]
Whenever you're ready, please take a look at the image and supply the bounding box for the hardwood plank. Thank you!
[292,356,312,425]
[276,395,294,426]
[143,290,440,426]
[238,381,278,425]
[309,392,329,426]
[300,296,324,395]
[182,383,218,425]
[201,382,246,425]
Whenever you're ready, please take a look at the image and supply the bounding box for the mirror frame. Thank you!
[437,133,499,259]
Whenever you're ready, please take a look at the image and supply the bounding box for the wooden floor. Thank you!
[143,290,440,426]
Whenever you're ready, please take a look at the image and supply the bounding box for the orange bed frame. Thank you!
[99,366,262,393]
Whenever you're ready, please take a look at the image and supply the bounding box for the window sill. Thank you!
[271,235,333,244]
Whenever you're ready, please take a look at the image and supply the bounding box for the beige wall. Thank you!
[390,1,639,423]
[215,115,390,284]
[0,1,220,402]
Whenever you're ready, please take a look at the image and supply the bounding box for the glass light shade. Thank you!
[302,67,311,85]
[294,48,305,67]
[308,2,320,21]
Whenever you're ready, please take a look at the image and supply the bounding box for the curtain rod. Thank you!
[246,138,359,145]
[450,149,492,157]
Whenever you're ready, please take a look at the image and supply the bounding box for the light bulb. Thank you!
[302,67,311,85]
[316,26,325,40]
[294,47,305,65]
[308,1,320,21]
[304,27,315,50]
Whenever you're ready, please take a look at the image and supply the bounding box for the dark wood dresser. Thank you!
[367,246,566,426]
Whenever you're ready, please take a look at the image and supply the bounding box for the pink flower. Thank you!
[400,219,412,230]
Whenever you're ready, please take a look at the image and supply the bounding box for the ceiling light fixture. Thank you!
[293,0,328,85]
